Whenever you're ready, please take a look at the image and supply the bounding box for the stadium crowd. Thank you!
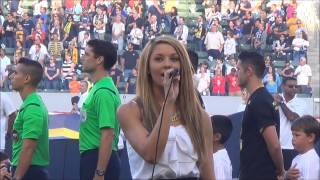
[0,0,313,96]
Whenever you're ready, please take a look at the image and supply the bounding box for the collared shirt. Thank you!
[12,92,49,166]
[279,94,307,149]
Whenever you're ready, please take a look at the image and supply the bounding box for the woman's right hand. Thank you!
[163,69,180,104]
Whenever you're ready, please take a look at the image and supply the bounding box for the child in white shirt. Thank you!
[286,115,320,180]
[224,31,236,60]
[211,115,233,180]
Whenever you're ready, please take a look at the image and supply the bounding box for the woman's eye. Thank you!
[171,57,179,62]
[155,57,163,61]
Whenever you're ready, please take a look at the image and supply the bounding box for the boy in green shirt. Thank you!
[9,58,49,180]
[80,39,120,180]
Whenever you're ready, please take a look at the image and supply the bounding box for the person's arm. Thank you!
[94,128,114,180]
[14,139,37,180]
[44,66,50,79]
[52,68,60,79]
[279,102,300,121]
[120,57,125,71]
[261,126,285,179]
[125,81,129,94]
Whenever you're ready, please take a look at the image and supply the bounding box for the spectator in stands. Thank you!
[287,11,302,44]
[73,0,82,23]
[126,9,143,35]
[253,22,267,55]
[174,17,188,46]
[211,67,226,96]
[49,17,63,41]
[294,57,312,96]
[0,48,11,91]
[69,74,81,95]
[67,40,79,65]
[112,15,125,53]
[110,64,123,88]
[206,4,222,27]
[226,57,238,75]
[264,55,273,72]
[93,6,108,40]
[15,23,24,45]
[273,77,307,170]
[226,20,240,41]
[204,24,224,61]
[29,36,49,62]
[15,40,25,58]
[120,42,139,81]
[128,22,143,50]
[271,16,288,41]
[125,67,138,94]
[29,44,47,67]
[193,15,206,51]
[145,15,159,42]
[273,34,290,60]
[44,56,60,91]
[148,0,163,24]
[48,33,63,66]
[295,19,306,37]
[225,1,239,21]
[292,32,309,66]
[2,13,16,48]
[226,68,241,96]
[263,66,282,94]
[285,0,298,19]
[241,11,254,46]
[61,53,75,91]
[239,0,252,17]
[224,31,236,59]
[170,6,178,34]
[197,63,211,96]
[281,61,295,78]
[78,31,90,57]
[214,59,227,76]
[32,24,46,43]
[62,15,78,47]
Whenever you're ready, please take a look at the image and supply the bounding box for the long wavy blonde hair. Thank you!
[136,35,207,160]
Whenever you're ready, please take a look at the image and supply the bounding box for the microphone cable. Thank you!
[151,75,175,179]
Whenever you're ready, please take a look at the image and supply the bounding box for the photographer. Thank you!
[0,152,11,180]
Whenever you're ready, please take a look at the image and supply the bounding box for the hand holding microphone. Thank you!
[164,68,180,104]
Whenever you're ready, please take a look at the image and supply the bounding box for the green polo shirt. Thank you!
[12,92,49,166]
[79,77,121,153]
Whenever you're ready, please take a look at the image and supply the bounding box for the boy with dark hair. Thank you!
[286,115,320,180]
[211,115,233,180]
[9,57,49,180]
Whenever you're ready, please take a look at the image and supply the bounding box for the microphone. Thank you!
[169,69,180,78]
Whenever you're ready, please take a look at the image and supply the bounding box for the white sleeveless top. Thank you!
[127,125,200,179]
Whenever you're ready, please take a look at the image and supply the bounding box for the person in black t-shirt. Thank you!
[120,43,139,81]
[237,51,284,180]
[3,13,16,48]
